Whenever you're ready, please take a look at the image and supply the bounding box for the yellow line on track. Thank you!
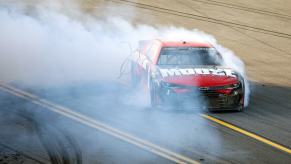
[201,114,291,155]
[0,83,199,164]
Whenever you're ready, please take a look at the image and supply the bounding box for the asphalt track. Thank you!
[1,0,291,163]
[0,81,290,163]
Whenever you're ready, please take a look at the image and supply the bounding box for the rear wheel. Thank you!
[130,62,140,88]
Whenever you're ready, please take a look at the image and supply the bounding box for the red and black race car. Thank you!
[130,39,245,111]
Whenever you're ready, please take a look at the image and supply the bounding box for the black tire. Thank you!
[239,75,246,110]
[130,62,140,88]
[150,80,159,108]
[237,105,244,112]
[208,108,214,112]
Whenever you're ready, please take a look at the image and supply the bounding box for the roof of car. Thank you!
[157,40,212,47]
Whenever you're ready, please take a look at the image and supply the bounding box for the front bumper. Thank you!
[159,86,244,109]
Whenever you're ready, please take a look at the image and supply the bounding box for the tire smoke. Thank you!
[0,2,250,105]
[0,1,251,162]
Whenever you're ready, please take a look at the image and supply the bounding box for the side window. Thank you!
[145,44,153,57]
[146,43,160,62]
[141,42,152,54]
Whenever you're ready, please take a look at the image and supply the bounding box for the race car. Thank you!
[130,39,245,111]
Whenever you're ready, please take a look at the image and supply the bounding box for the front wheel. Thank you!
[150,80,160,108]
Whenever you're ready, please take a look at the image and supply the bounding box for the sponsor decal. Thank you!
[160,68,236,77]
[136,54,149,70]
[199,87,209,91]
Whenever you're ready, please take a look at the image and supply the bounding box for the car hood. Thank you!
[157,65,239,87]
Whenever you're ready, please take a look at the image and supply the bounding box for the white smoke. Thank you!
[215,45,250,106]
[0,1,250,106]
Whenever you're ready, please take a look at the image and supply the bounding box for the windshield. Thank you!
[158,47,222,66]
